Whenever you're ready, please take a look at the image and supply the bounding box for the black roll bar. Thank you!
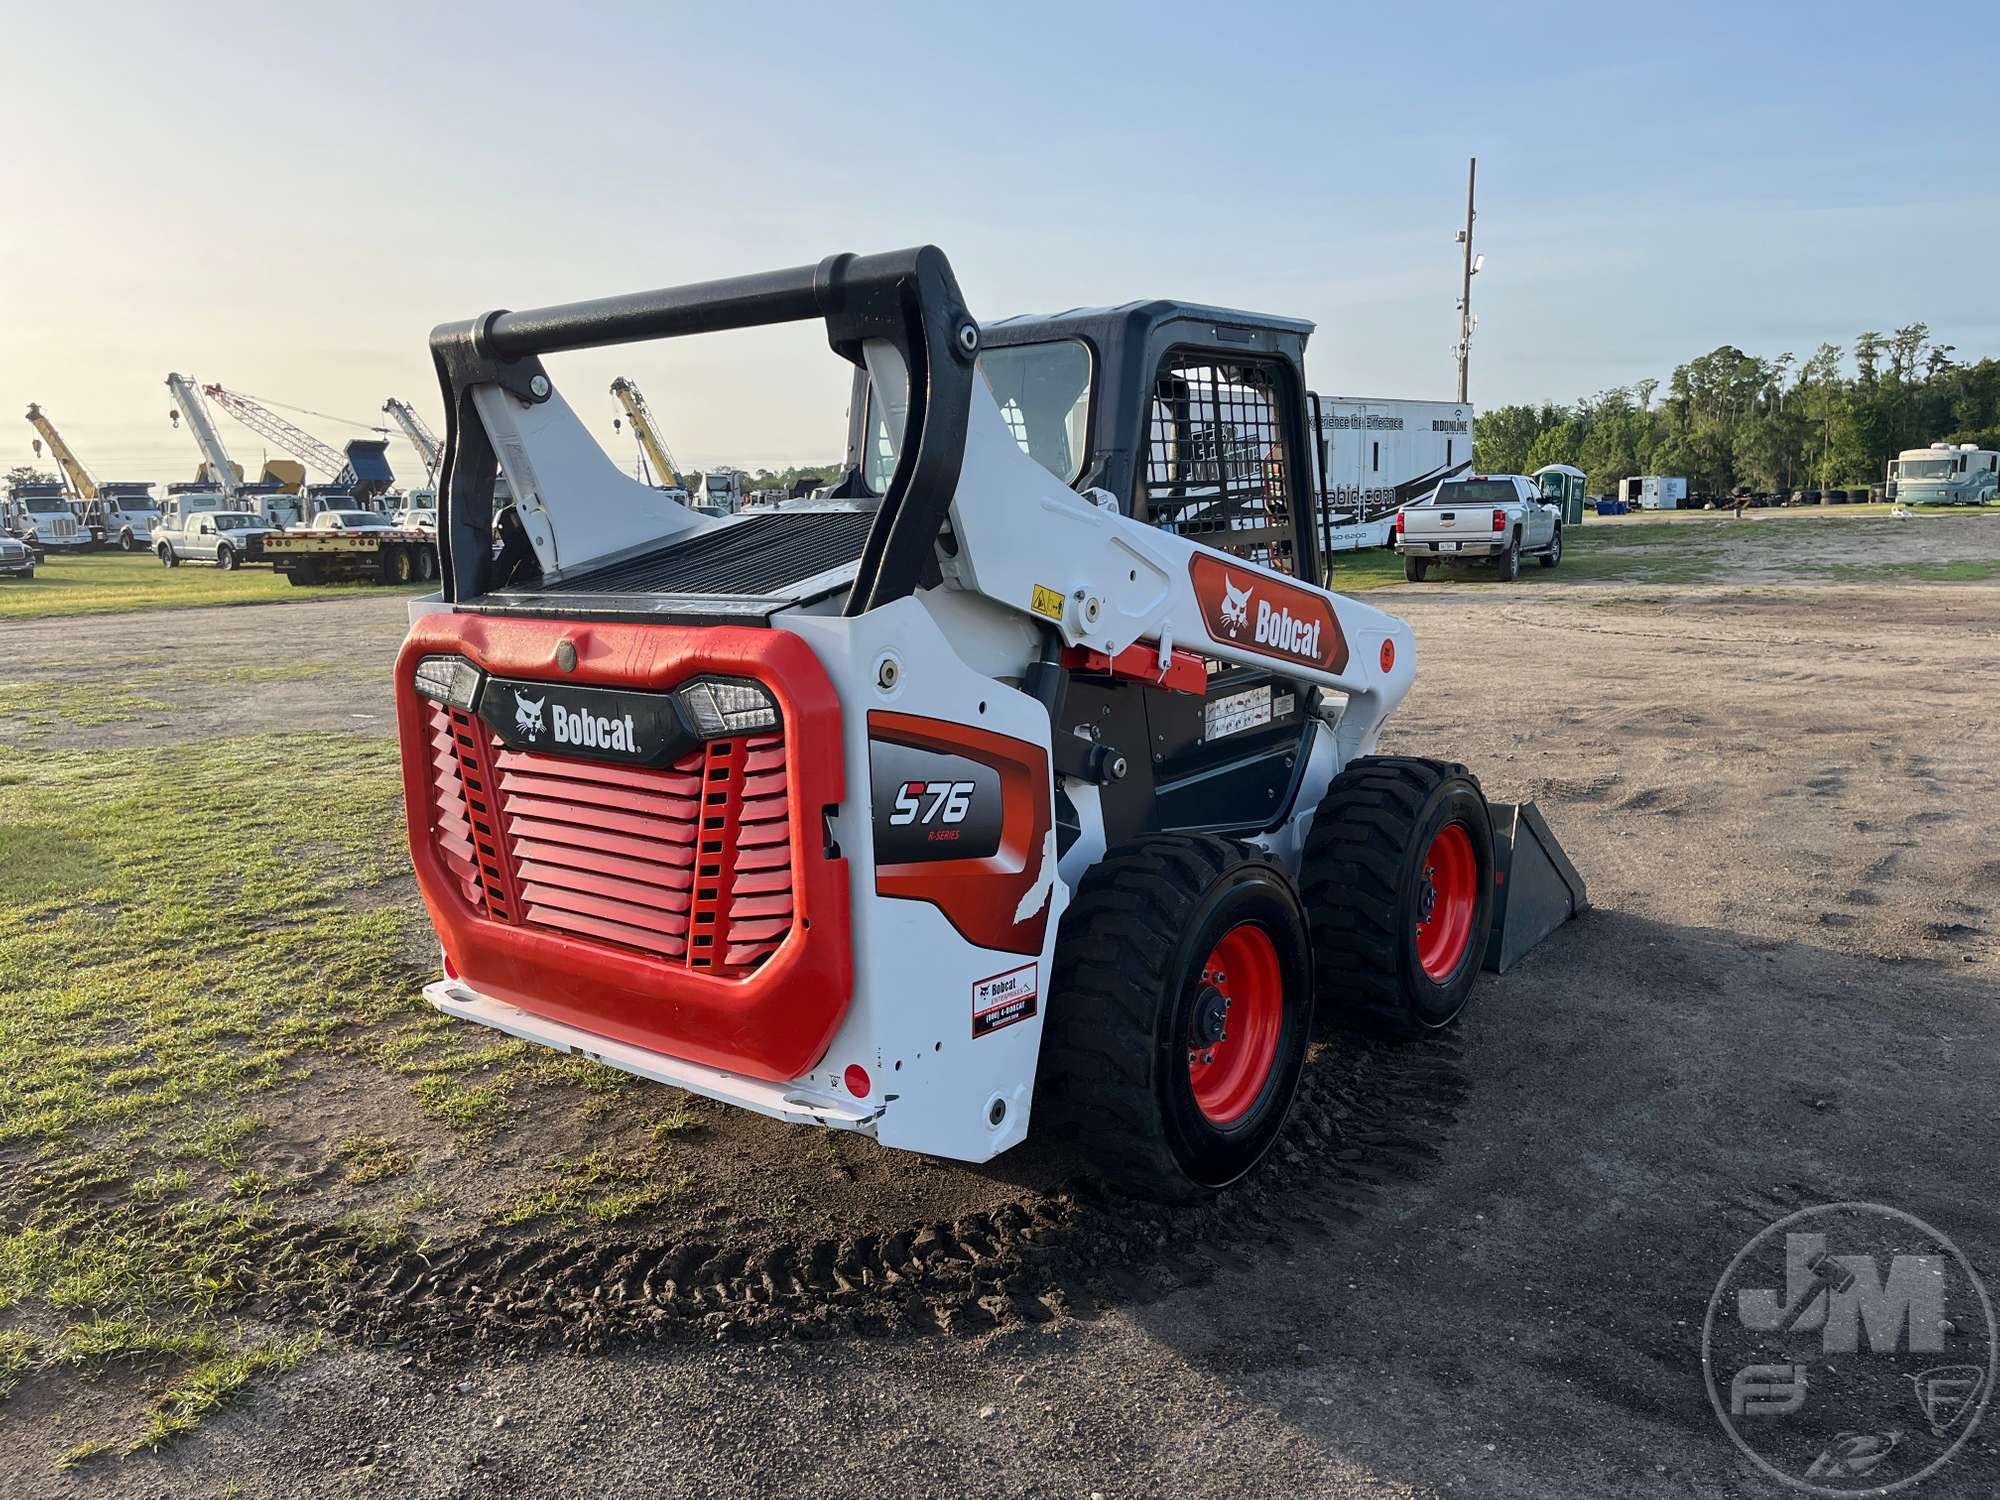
[427,246,980,613]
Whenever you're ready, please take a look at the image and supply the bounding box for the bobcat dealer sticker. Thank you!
[972,962,1038,1037]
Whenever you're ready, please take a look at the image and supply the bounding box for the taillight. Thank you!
[1393,510,1405,534]
[1492,509,1506,532]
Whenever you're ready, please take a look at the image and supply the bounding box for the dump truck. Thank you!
[5,482,90,559]
[76,482,163,551]
[394,248,1582,1200]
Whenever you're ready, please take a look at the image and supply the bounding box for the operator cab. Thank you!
[844,300,1325,846]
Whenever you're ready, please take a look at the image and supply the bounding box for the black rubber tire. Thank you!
[1540,527,1562,568]
[390,545,415,585]
[285,562,319,588]
[120,531,138,553]
[1403,555,1429,582]
[158,545,179,569]
[1038,834,1315,1202]
[416,545,437,582]
[1300,756,1495,1038]
[216,544,237,571]
[1495,537,1521,581]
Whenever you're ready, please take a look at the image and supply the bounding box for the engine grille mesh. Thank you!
[425,701,793,974]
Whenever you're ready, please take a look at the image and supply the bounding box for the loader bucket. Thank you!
[1482,801,1587,973]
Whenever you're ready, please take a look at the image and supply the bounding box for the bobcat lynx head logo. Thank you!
[514,693,546,741]
[1218,576,1253,636]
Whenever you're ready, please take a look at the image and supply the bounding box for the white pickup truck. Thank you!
[1393,472,1563,582]
[154,508,279,570]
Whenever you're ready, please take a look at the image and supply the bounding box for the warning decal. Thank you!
[1205,685,1273,741]
[972,962,1039,1038]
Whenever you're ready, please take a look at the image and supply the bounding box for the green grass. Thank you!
[1321,545,1405,592]
[0,726,702,1456]
[335,1133,415,1185]
[0,660,382,740]
[125,1337,317,1453]
[1822,558,2000,583]
[496,1147,687,1228]
[0,734,426,1449]
[0,551,422,621]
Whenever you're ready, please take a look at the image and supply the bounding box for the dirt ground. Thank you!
[1572,505,2000,584]
[3,539,1997,1498]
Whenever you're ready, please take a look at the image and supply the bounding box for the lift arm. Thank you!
[609,377,684,490]
[164,373,240,498]
[23,404,98,500]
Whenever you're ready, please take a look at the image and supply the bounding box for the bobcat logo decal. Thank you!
[1218,576,1253,637]
[1188,554,1349,673]
[514,693,546,742]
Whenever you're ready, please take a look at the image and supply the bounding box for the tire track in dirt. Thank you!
[281,1036,1468,1350]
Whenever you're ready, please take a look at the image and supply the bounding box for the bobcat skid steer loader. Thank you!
[397,247,1553,1200]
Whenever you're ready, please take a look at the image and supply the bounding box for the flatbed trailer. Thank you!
[265,528,438,586]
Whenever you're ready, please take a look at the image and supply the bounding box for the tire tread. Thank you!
[1040,834,1272,1200]
[1300,756,1480,1036]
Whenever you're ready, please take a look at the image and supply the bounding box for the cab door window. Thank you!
[1139,354,1302,577]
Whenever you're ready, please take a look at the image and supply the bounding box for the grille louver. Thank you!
[423,695,792,975]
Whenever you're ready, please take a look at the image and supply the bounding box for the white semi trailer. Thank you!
[1309,396,1475,555]
[1617,475,1686,511]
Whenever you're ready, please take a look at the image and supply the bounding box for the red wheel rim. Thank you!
[1187,922,1284,1126]
[1415,821,1478,980]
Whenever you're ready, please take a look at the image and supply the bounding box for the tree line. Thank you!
[1473,325,2000,496]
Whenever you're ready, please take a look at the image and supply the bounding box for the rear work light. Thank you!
[1492,509,1507,532]
[677,677,779,737]
[413,654,483,711]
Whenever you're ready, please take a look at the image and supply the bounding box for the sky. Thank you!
[3,0,1995,486]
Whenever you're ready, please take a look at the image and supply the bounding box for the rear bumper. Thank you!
[425,978,877,1132]
[1397,537,1505,557]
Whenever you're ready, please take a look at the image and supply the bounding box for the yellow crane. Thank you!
[24,403,98,500]
[608,377,684,492]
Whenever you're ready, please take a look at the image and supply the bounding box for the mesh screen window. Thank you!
[1142,356,1298,576]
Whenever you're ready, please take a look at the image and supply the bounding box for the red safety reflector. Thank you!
[1379,638,1395,673]
[843,1064,871,1098]
[1492,508,1507,532]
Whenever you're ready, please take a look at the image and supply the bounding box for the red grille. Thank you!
[424,706,792,975]
[427,704,489,913]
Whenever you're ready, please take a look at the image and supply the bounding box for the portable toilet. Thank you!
[1532,464,1588,525]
